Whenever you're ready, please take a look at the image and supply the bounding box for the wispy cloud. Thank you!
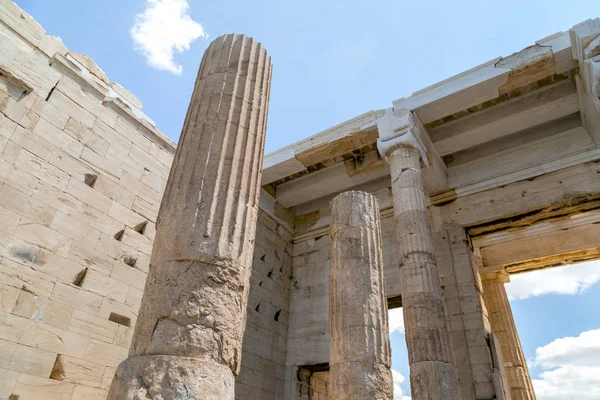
[506,260,600,300]
[131,0,207,75]
[531,329,600,400]
[388,307,405,334]
[392,369,411,400]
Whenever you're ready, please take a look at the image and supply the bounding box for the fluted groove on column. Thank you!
[108,34,272,400]
[483,273,537,400]
[329,191,393,400]
[383,145,462,399]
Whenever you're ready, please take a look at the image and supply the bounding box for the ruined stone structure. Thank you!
[107,34,272,399]
[329,191,392,400]
[1,1,600,399]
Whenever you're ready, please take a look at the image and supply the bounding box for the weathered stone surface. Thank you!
[329,191,393,400]
[482,272,536,400]
[110,33,272,398]
[378,115,462,399]
[107,355,234,400]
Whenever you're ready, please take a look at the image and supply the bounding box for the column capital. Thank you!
[482,270,511,284]
[376,108,429,164]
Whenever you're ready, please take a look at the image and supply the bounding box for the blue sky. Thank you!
[15,0,600,153]
[15,1,600,398]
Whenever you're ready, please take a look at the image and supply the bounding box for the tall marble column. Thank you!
[108,34,272,400]
[329,191,393,400]
[377,110,461,399]
[482,272,536,400]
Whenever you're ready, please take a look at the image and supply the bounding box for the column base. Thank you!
[107,355,235,400]
[410,360,463,400]
[329,361,393,400]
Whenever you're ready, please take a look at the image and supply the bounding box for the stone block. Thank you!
[0,285,19,312]
[72,385,109,400]
[114,324,133,349]
[70,52,109,84]
[15,149,70,189]
[92,118,132,153]
[31,97,69,130]
[110,82,142,110]
[0,27,60,99]
[66,239,115,276]
[65,117,110,157]
[81,145,122,179]
[0,112,17,139]
[18,108,40,129]
[119,171,159,202]
[0,181,56,226]
[0,158,39,195]
[0,310,36,345]
[107,201,145,230]
[57,355,105,388]
[80,269,128,303]
[0,338,56,376]
[11,125,54,161]
[50,211,101,247]
[131,195,159,221]
[68,309,117,343]
[48,88,96,128]
[31,323,89,358]
[13,220,68,253]
[101,366,116,390]
[98,297,137,327]
[123,288,142,314]
[0,204,21,234]
[12,290,73,329]
[128,143,168,176]
[0,367,19,399]
[84,339,128,367]
[51,282,103,316]
[120,227,152,255]
[11,374,75,400]
[38,34,68,58]
[0,260,55,298]
[111,261,147,291]
[0,0,45,46]
[113,117,152,152]
[64,177,112,214]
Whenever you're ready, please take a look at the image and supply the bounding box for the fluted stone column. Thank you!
[377,110,461,399]
[108,34,272,400]
[483,272,536,400]
[329,191,393,400]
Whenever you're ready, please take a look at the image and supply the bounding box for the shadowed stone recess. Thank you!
[108,33,272,399]
[329,191,393,400]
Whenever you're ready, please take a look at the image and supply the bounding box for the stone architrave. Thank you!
[329,191,393,400]
[377,110,462,399]
[483,272,536,400]
[107,34,272,399]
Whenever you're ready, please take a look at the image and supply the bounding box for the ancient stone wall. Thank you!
[0,2,293,399]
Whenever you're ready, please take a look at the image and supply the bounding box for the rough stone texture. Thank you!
[109,33,272,398]
[383,146,461,400]
[329,191,393,400]
[482,272,536,400]
[107,355,235,400]
[434,227,499,399]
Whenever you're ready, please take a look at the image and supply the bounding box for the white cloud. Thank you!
[531,329,600,400]
[505,260,600,300]
[388,307,405,334]
[131,0,207,75]
[392,369,412,400]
